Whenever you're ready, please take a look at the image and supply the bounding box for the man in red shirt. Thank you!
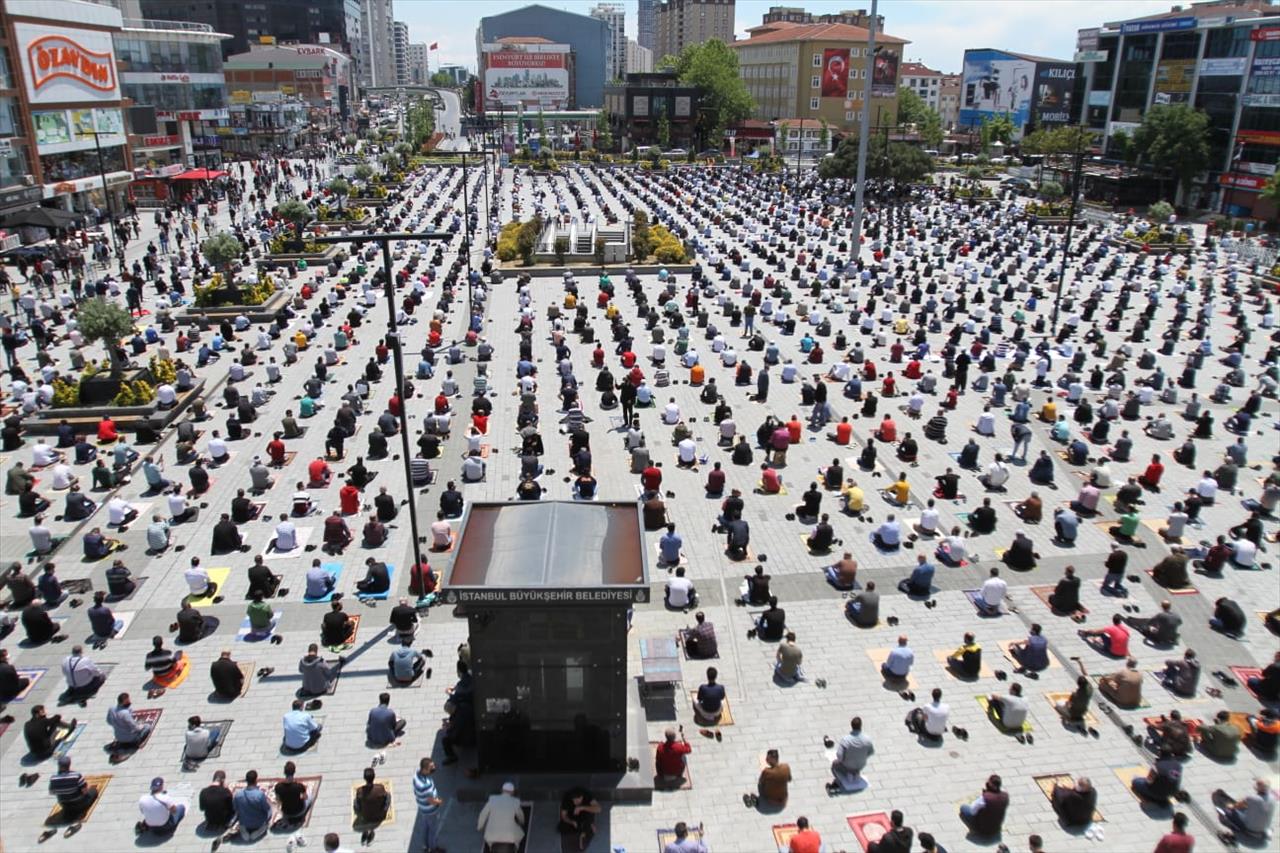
[786,416,803,444]
[654,727,691,786]
[266,433,287,466]
[760,464,783,494]
[308,457,331,487]
[434,393,450,414]
[339,482,360,515]
[704,462,726,496]
[1140,453,1165,490]
[641,464,662,493]
[788,816,822,853]
[1079,614,1130,657]
[1153,812,1194,853]
[832,418,853,445]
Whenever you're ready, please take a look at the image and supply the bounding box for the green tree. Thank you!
[430,70,452,87]
[818,134,933,183]
[896,85,944,148]
[818,119,830,155]
[353,163,374,183]
[1132,104,1211,199]
[276,199,311,240]
[666,39,754,147]
[979,113,1016,152]
[1148,200,1175,221]
[596,108,613,152]
[656,108,671,149]
[379,152,400,173]
[553,236,569,265]
[536,109,548,149]
[326,177,351,210]
[1039,180,1065,201]
[201,232,243,278]
[1262,173,1280,206]
[77,297,135,378]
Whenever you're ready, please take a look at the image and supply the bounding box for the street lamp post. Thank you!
[312,229,452,586]
[89,130,125,272]
[849,0,879,255]
[1050,134,1087,338]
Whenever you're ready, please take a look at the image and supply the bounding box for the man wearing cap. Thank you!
[477,781,526,853]
[137,776,186,834]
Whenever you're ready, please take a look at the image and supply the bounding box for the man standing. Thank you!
[412,757,444,853]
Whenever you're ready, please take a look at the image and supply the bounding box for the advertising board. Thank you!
[960,49,1035,130]
[485,50,569,105]
[13,22,120,105]
[1033,64,1075,125]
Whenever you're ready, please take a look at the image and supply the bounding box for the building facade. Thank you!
[3,0,134,216]
[655,0,736,59]
[480,38,575,112]
[116,16,230,188]
[626,39,654,75]
[362,0,395,89]
[900,62,943,111]
[731,21,908,134]
[476,5,607,108]
[407,42,428,85]
[757,6,884,30]
[1074,0,1279,215]
[138,0,361,64]
[438,64,469,87]
[958,48,1076,140]
[637,0,659,51]
[223,42,352,151]
[938,72,961,130]
[590,3,626,83]
[392,20,409,86]
[603,72,702,151]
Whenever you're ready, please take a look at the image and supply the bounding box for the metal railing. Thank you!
[1219,237,1277,268]
[122,18,216,34]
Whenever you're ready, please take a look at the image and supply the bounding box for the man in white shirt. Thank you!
[914,502,940,537]
[274,516,298,552]
[721,347,737,367]
[1196,472,1218,502]
[31,441,60,467]
[979,567,1008,613]
[462,454,485,483]
[975,409,996,436]
[981,456,1010,490]
[664,566,696,609]
[62,645,105,695]
[908,688,951,739]
[167,485,195,523]
[207,433,229,465]
[677,437,697,467]
[430,515,453,549]
[28,517,54,554]
[50,462,75,491]
[156,384,177,408]
[107,496,138,527]
[873,515,901,550]
[663,399,681,425]
[184,558,217,597]
[138,777,186,832]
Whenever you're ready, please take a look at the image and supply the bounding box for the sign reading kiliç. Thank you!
[14,23,120,105]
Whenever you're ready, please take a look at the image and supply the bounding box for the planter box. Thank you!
[258,244,342,268]
[314,214,376,230]
[1115,238,1192,254]
[347,197,391,208]
[31,379,204,436]
[79,366,154,406]
[179,288,290,325]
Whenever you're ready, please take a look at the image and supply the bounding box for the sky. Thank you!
[395,0,1183,73]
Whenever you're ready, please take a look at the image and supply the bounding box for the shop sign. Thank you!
[1242,94,1280,108]
[1200,57,1248,76]
[1236,129,1280,146]
[14,24,119,104]
[159,73,190,83]
[142,134,179,147]
[1073,50,1108,63]
[1251,27,1280,41]
[159,163,185,177]
[1219,173,1265,190]
[1121,16,1194,34]
[0,185,45,208]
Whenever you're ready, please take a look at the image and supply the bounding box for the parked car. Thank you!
[1002,177,1033,192]
[663,148,688,158]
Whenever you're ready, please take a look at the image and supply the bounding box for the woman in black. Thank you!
[558,787,601,851]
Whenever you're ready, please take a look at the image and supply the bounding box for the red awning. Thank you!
[171,168,228,181]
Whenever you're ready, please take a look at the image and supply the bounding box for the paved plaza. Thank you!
[1,154,1278,853]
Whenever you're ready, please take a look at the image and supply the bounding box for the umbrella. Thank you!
[172,168,228,181]
[0,206,83,230]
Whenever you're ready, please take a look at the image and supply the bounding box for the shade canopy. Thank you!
[171,168,228,181]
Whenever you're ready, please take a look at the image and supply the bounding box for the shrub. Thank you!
[1148,200,1175,222]
[651,225,687,263]
[52,377,80,408]
[242,275,277,306]
[148,356,177,385]
[496,221,522,262]
[113,379,154,407]
[553,236,569,265]
[594,236,606,265]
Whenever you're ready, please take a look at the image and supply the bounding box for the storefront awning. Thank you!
[171,168,229,181]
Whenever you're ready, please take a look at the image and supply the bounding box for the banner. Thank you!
[960,49,1035,130]
[484,50,569,105]
[821,48,850,99]
[871,51,898,98]
[1033,64,1074,125]
[1074,50,1108,63]
[1200,57,1248,76]
[1076,28,1100,51]
[1121,16,1194,35]
[1219,173,1266,191]
[1251,27,1280,41]
[1251,56,1280,78]
[1155,59,1195,94]
[33,110,70,146]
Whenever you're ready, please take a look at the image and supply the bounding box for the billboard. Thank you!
[1200,57,1248,76]
[1120,16,1194,35]
[1251,56,1280,78]
[821,48,850,99]
[960,49,1035,130]
[1251,27,1280,41]
[1155,59,1195,93]
[1033,64,1074,125]
[14,23,119,105]
[484,50,569,105]
[1077,28,1100,50]
[871,51,898,97]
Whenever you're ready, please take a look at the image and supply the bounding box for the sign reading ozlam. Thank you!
[14,23,119,105]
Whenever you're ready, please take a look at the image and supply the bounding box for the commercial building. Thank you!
[137,0,361,65]
[438,65,470,87]
[637,0,659,51]
[655,0,736,58]
[480,38,575,113]
[407,42,429,85]
[115,16,231,195]
[626,39,655,75]
[361,0,395,89]
[731,21,908,135]
[223,42,353,152]
[603,71,702,151]
[590,3,627,83]
[755,6,884,30]
[1074,0,1280,215]
[476,5,607,108]
[392,20,409,86]
[957,48,1076,140]
[2,0,134,217]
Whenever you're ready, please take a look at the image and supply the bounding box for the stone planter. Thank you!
[258,244,343,268]
[1115,238,1192,254]
[347,197,390,208]
[32,379,205,436]
[79,366,153,406]
[179,288,290,325]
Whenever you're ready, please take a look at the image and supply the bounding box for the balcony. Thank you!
[122,18,216,34]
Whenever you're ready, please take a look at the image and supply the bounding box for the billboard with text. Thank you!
[484,50,568,105]
[1033,63,1075,125]
[960,49,1035,130]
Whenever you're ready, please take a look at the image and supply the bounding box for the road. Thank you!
[432,86,464,150]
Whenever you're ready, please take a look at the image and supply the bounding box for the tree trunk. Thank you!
[106,341,125,378]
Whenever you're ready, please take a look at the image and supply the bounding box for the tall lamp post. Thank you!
[89,130,125,272]
[312,229,451,584]
[849,0,879,254]
[1050,131,1088,338]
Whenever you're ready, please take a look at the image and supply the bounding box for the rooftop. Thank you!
[731,21,909,47]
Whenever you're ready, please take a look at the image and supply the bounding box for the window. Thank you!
[811,75,820,89]
[812,53,822,67]
[845,110,855,120]
[1204,27,1250,59]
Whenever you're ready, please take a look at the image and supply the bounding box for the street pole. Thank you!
[849,0,878,257]
[91,130,125,272]
[794,118,804,188]
[1051,135,1086,338]
[461,151,474,317]
[312,230,451,589]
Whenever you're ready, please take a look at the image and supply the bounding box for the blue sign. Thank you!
[1120,16,1195,35]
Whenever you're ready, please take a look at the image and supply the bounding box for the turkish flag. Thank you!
[429,42,438,50]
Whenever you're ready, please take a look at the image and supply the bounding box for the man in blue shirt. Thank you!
[366,692,406,747]
[1054,507,1080,545]
[412,757,444,852]
[659,523,683,567]
[388,638,427,685]
[693,667,726,725]
[1010,624,1050,672]
[898,555,935,597]
[281,699,322,751]
[232,770,272,842]
[881,635,915,680]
